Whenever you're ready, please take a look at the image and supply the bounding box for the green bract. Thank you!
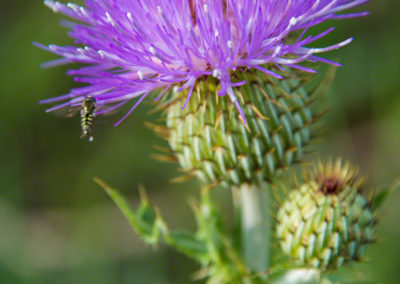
[165,70,320,187]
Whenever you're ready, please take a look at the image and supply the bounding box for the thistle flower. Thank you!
[37,0,368,126]
[276,159,377,270]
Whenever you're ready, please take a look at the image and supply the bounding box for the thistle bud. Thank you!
[166,70,319,187]
[276,159,376,270]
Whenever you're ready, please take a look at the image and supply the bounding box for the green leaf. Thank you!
[167,231,208,261]
[94,178,264,283]
[93,177,208,260]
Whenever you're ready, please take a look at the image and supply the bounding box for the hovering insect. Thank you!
[50,95,98,142]
[48,94,123,142]
[80,96,97,142]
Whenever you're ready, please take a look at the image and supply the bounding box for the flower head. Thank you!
[37,0,368,125]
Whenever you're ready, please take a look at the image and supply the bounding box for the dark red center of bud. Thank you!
[317,176,344,195]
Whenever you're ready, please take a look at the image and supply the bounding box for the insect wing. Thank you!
[49,105,81,118]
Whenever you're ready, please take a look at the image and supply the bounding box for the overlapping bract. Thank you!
[166,70,317,186]
[38,0,368,124]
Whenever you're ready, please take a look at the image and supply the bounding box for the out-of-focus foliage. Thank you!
[0,1,399,283]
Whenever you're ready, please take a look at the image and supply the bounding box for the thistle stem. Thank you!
[238,183,270,273]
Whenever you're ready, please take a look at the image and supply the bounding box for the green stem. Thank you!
[238,183,270,273]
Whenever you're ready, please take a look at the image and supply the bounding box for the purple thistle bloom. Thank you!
[37,0,368,125]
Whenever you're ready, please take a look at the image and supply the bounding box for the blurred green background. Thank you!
[1,1,399,283]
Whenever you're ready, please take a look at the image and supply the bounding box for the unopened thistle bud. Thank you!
[276,159,377,270]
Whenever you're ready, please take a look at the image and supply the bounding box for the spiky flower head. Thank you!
[276,159,377,270]
[37,0,368,125]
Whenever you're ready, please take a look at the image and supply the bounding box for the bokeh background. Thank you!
[1,1,399,283]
